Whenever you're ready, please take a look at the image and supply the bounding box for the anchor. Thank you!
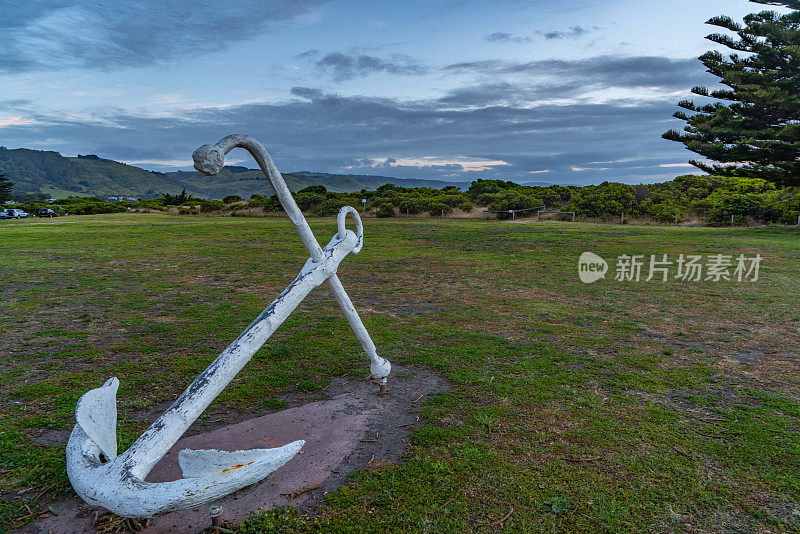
[66,134,391,518]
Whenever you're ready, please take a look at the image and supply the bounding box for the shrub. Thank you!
[311,198,347,216]
[296,192,326,211]
[647,203,681,223]
[376,203,395,218]
[703,192,767,224]
[398,199,424,214]
[201,200,224,212]
[569,182,638,218]
[223,194,243,204]
[427,202,451,216]
[298,185,327,195]
[458,201,474,213]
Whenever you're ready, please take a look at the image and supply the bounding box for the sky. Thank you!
[0,0,768,185]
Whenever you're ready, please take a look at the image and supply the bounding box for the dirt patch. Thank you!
[299,364,449,511]
[729,350,765,364]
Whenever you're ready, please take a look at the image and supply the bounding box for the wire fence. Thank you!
[481,206,577,222]
[482,206,544,220]
[537,209,576,222]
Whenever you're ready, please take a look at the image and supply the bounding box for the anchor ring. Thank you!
[337,206,364,254]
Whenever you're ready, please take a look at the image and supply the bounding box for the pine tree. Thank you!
[0,171,12,203]
[664,0,800,186]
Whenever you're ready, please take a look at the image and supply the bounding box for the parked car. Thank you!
[37,208,58,218]
[0,210,9,220]
[6,209,28,219]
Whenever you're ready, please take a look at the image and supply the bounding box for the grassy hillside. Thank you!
[0,147,468,199]
[166,168,470,198]
[0,148,184,197]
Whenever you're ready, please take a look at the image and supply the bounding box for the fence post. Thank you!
[572,212,575,222]
[621,213,624,225]
[731,214,734,225]
[675,214,678,225]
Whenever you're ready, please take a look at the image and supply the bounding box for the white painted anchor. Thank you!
[66,134,391,518]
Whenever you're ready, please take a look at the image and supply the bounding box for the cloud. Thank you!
[445,55,709,92]
[290,87,325,101]
[571,165,610,172]
[0,117,38,128]
[485,32,531,44]
[0,73,699,185]
[0,0,332,73]
[0,100,33,111]
[350,156,510,172]
[486,26,599,44]
[541,25,595,40]
[305,52,428,81]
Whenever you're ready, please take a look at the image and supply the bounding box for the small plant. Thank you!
[542,496,574,515]
[474,412,499,437]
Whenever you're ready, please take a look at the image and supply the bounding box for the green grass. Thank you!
[2,214,800,532]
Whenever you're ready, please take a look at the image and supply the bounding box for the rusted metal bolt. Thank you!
[210,505,223,527]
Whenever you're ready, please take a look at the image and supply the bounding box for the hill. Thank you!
[0,147,471,199]
[0,148,181,198]
[165,168,472,198]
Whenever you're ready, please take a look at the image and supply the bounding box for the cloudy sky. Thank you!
[0,0,764,185]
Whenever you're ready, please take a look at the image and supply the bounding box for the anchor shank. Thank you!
[120,231,358,478]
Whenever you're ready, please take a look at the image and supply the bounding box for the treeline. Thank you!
[9,175,800,225]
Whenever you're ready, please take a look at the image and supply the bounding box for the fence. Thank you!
[537,209,576,222]
[482,206,545,220]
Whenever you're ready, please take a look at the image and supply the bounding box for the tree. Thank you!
[664,0,800,186]
[0,171,12,203]
[162,188,193,206]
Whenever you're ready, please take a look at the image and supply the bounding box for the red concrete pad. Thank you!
[34,393,370,534]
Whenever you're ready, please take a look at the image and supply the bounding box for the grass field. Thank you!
[2,214,800,532]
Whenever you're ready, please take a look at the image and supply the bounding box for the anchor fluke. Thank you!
[67,378,305,518]
[74,377,118,461]
[178,443,305,478]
